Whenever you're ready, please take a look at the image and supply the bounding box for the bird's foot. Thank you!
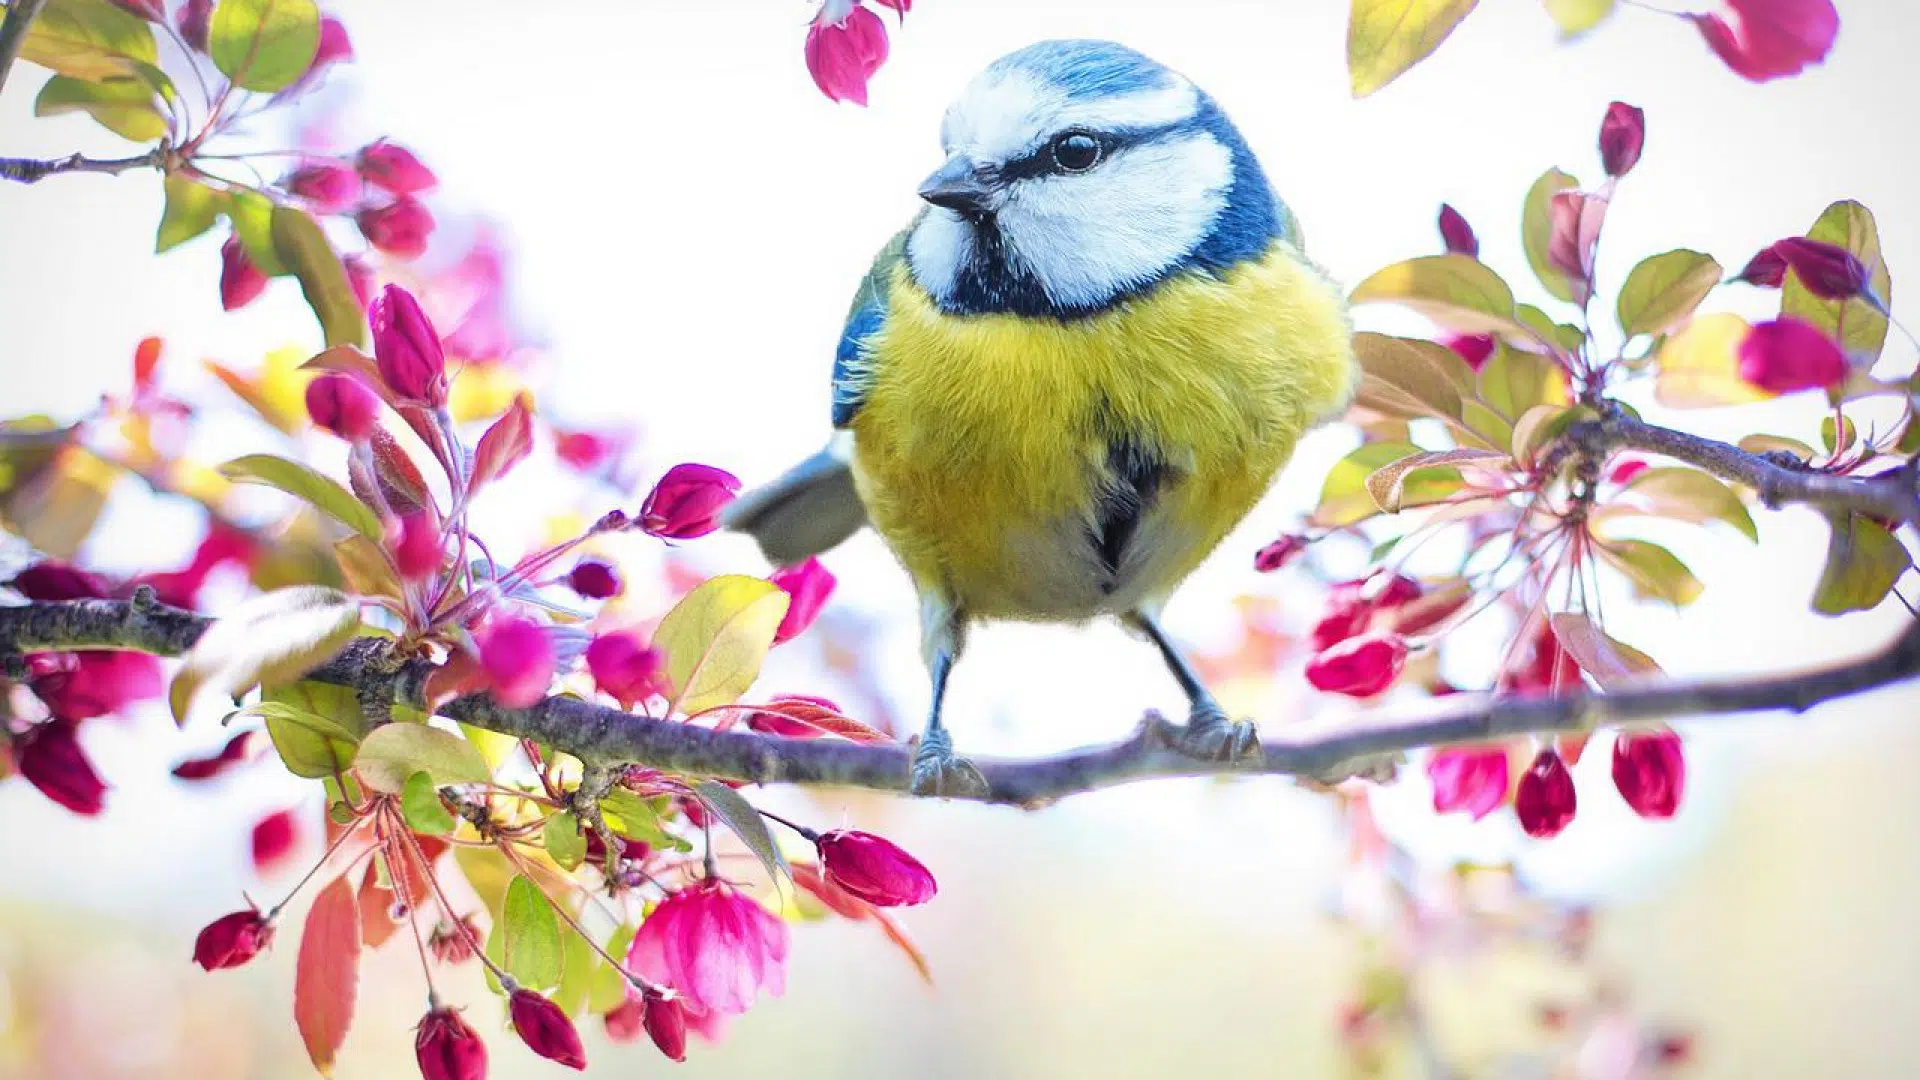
[1159,702,1262,764]
[908,727,990,798]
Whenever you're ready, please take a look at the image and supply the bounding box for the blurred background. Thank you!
[3,0,1919,1076]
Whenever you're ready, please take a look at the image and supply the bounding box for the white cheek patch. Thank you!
[999,133,1233,310]
[906,211,973,306]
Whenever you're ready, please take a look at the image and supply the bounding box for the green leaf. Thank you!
[543,812,587,872]
[693,779,789,887]
[1819,413,1857,457]
[1542,0,1616,37]
[1736,433,1816,462]
[219,453,382,540]
[552,922,599,1017]
[222,188,288,276]
[1782,200,1892,368]
[1316,441,1433,526]
[1522,168,1580,303]
[156,174,224,252]
[169,586,360,724]
[1459,399,1513,452]
[1812,513,1910,615]
[1548,612,1659,689]
[253,687,364,778]
[455,844,514,917]
[500,875,564,991]
[1365,447,1508,513]
[1350,332,1472,422]
[1616,249,1722,338]
[589,926,636,1012]
[272,204,367,348]
[4,0,157,81]
[1597,539,1704,607]
[1349,255,1523,337]
[209,0,320,93]
[354,722,492,793]
[1477,343,1570,420]
[400,771,456,835]
[599,788,683,850]
[1616,467,1758,542]
[1346,0,1481,97]
[33,71,164,141]
[656,576,790,715]
[1513,303,1587,356]
[1510,404,1591,471]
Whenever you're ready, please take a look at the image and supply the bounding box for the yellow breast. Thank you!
[849,240,1355,621]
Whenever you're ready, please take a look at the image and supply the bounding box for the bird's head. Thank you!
[906,39,1284,319]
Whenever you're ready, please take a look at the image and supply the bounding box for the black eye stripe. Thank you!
[994,119,1195,182]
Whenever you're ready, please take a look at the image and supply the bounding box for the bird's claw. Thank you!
[1162,703,1262,764]
[908,727,990,798]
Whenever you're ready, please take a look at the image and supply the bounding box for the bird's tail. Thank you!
[722,440,867,566]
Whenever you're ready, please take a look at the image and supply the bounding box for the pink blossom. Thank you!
[639,464,740,539]
[769,557,835,644]
[805,1,891,106]
[627,879,789,1017]
[285,160,361,213]
[1253,534,1307,573]
[1428,747,1510,820]
[478,616,556,708]
[356,140,438,196]
[388,511,442,581]
[16,721,107,815]
[370,284,448,405]
[1735,245,1789,287]
[1692,0,1837,83]
[172,731,258,782]
[305,373,380,442]
[192,906,275,970]
[1771,236,1872,301]
[586,631,661,707]
[1611,731,1686,819]
[1515,750,1578,838]
[1737,317,1847,393]
[508,989,586,1070]
[357,197,435,260]
[415,1007,488,1080]
[250,808,300,874]
[176,0,212,51]
[567,560,622,600]
[816,829,937,906]
[1444,333,1496,371]
[1598,102,1645,179]
[219,236,267,311]
[1305,633,1409,698]
[1437,203,1477,257]
[29,651,163,723]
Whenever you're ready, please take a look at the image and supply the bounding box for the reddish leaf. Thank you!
[357,864,400,950]
[295,874,362,1075]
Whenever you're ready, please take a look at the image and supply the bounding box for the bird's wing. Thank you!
[831,225,912,429]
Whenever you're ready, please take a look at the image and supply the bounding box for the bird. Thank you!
[725,39,1356,797]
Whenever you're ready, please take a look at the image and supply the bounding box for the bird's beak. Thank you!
[917,155,993,218]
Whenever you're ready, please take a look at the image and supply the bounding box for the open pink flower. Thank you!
[1738,317,1847,393]
[805,0,891,106]
[627,879,789,1017]
[478,616,556,708]
[1428,747,1510,820]
[1692,0,1837,83]
[769,558,835,644]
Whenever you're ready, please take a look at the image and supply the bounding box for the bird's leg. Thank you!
[1126,610,1261,764]
[909,600,989,798]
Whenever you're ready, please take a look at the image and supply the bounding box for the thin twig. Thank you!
[1,146,167,184]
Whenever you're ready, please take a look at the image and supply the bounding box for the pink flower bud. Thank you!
[251,807,299,875]
[284,159,360,213]
[370,284,448,405]
[1691,0,1837,83]
[388,511,442,581]
[1597,101,1645,178]
[1514,749,1577,838]
[1305,633,1408,698]
[769,557,835,644]
[305,373,379,441]
[1253,534,1307,573]
[642,992,688,1062]
[342,255,377,312]
[1736,244,1789,287]
[805,0,891,105]
[1443,333,1496,371]
[1771,236,1872,301]
[586,631,661,707]
[429,916,481,966]
[17,722,107,815]
[508,989,587,1070]
[639,463,741,539]
[357,197,435,260]
[172,730,257,781]
[567,560,621,599]
[1611,730,1686,819]
[479,616,556,709]
[1428,747,1510,820]
[816,829,937,906]
[219,236,267,311]
[1737,317,1847,394]
[1607,457,1650,485]
[1437,203,1478,257]
[176,0,211,50]
[415,1007,488,1080]
[355,139,438,196]
[305,16,353,80]
[469,392,534,493]
[192,907,276,970]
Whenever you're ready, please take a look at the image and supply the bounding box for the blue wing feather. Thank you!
[831,226,912,429]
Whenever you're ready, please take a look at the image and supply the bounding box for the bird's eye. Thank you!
[1049,132,1103,174]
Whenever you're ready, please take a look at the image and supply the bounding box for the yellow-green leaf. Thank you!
[1351,332,1467,421]
[1477,343,1570,420]
[1820,413,1857,457]
[1349,254,1522,337]
[1812,513,1910,615]
[1347,0,1481,97]
[1365,447,1508,513]
[599,788,682,850]
[219,453,382,540]
[33,71,164,141]
[4,0,156,81]
[543,812,586,872]
[333,535,402,602]
[1736,433,1816,462]
[1522,168,1580,304]
[693,779,789,888]
[169,586,360,724]
[656,575,790,715]
[551,921,599,1017]
[1616,249,1722,338]
[354,722,492,793]
[1512,303,1586,356]
[1782,200,1892,368]
[209,0,320,93]
[157,173,224,252]
[1548,612,1659,689]
[588,926,636,1012]
[1616,467,1758,541]
[400,771,456,835]
[222,188,288,276]
[251,687,364,778]
[273,204,366,348]
[1316,441,1465,526]
[1542,0,1616,37]
[1652,312,1771,408]
[499,875,564,991]
[454,845,514,917]
[1597,539,1703,607]
[1510,403,1577,469]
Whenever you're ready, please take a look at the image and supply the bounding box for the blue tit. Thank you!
[726,40,1356,796]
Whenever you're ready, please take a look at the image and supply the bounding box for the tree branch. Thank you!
[0,0,49,97]
[1,147,167,184]
[4,593,1917,809]
[1571,403,1920,524]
